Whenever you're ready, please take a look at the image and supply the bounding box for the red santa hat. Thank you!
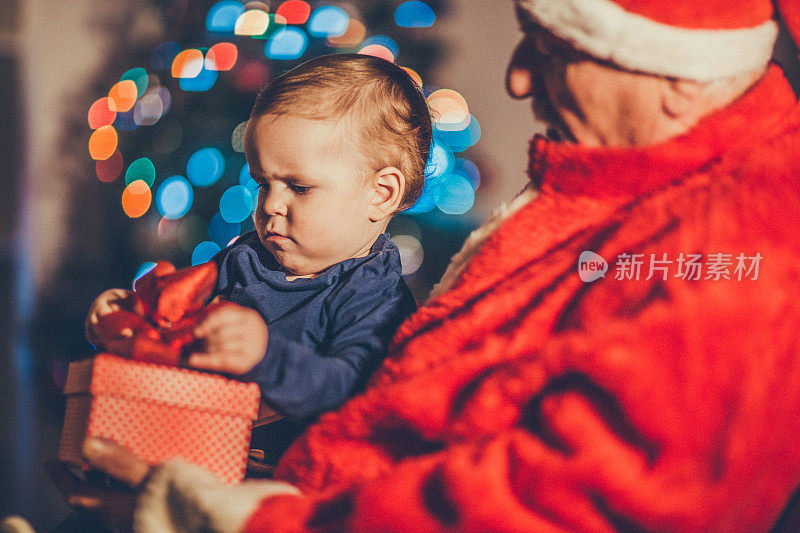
[514,0,800,82]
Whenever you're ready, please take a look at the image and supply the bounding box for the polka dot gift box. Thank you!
[59,353,261,484]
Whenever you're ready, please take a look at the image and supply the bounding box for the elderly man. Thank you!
[55,0,800,531]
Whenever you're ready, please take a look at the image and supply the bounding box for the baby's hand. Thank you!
[85,289,138,345]
[187,302,269,375]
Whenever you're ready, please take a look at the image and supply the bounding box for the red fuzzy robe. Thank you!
[243,65,800,532]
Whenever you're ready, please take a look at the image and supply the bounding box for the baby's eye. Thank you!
[289,184,311,195]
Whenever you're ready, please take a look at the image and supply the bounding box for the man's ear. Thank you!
[662,78,704,118]
[368,167,405,222]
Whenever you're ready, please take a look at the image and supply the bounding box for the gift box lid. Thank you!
[64,353,260,419]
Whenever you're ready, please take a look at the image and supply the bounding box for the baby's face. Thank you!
[244,113,381,278]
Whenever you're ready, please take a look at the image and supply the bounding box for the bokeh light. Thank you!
[115,109,139,132]
[235,9,269,36]
[96,150,124,183]
[158,216,183,241]
[180,64,219,91]
[326,18,366,48]
[191,241,222,266]
[209,212,241,247]
[360,36,399,58]
[435,173,474,215]
[255,14,288,40]
[120,67,149,98]
[207,0,245,33]
[89,125,118,161]
[107,80,138,112]
[187,147,225,186]
[391,234,424,275]
[125,157,156,187]
[266,27,308,60]
[88,97,117,129]
[172,49,204,79]
[277,0,311,24]
[436,114,481,152]
[404,177,438,214]
[231,61,270,92]
[179,215,208,253]
[402,67,423,88]
[231,121,248,152]
[427,89,470,130]
[205,42,238,71]
[219,185,254,223]
[394,1,436,28]
[156,175,194,219]
[239,162,258,193]
[454,157,480,189]
[133,91,165,126]
[121,180,152,218]
[133,262,158,290]
[307,5,349,37]
[151,41,180,70]
[358,44,395,62]
[425,142,454,179]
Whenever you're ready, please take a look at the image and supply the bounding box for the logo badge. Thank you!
[578,251,608,282]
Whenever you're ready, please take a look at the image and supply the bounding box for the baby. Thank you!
[86,53,432,464]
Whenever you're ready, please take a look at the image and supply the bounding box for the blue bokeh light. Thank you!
[191,241,222,265]
[454,158,480,189]
[156,175,194,219]
[394,1,436,28]
[425,142,454,179]
[219,185,254,223]
[180,65,219,92]
[307,5,349,37]
[265,27,308,60]
[435,173,475,215]
[209,212,241,247]
[187,147,225,186]
[151,41,180,70]
[239,162,259,194]
[206,1,245,33]
[435,114,481,152]
[404,175,440,214]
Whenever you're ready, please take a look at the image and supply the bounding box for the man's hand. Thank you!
[187,302,269,375]
[85,289,137,345]
[47,438,152,533]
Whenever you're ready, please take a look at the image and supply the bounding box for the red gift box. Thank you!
[59,353,261,484]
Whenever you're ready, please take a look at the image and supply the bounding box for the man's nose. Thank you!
[506,35,547,99]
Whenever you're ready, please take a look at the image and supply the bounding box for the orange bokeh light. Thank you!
[121,180,152,218]
[402,67,423,88]
[206,43,238,71]
[88,97,117,129]
[276,0,311,24]
[358,44,395,63]
[171,49,204,79]
[107,80,138,113]
[89,125,119,161]
[327,19,366,47]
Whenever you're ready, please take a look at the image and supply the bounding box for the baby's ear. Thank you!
[369,167,405,222]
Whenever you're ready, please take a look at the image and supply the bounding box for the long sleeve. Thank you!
[240,278,415,421]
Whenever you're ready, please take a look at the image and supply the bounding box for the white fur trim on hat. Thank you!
[515,0,778,81]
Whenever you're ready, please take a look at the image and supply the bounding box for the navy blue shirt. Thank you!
[211,231,416,424]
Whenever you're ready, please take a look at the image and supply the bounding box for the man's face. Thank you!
[506,27,664,147]
[244,113,379,278]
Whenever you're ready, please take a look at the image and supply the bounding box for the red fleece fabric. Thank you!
[244,65,800,532]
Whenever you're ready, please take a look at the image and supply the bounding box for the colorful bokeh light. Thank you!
[121,180,152,218]
[125,157,156,187]
[187,147,225,186]
[235,9,269,36]
[219,185,254,223]
[394,1,436,28]
[120,67,149,98]
[358,44,395,62]
[151,41,180,70]
[156,175,194,219]
[205,43,238,71]
[239,162,258,193]
[266,27,308,60]
[172,49,204,79]
[326,18,366,48]
[107,80,138,113]
[206,1,245,33]
[427,89,470,131]
[209,212,241,247]
[231,121,248,152]
[391,234,424,275]
[89,125,118,161]
[133,91,165,126]
[133,262,158,290]
[88,97,117,129]
[191,241,222,265]
[95,150,124,182]
[277,0,311,24]
[180,65,218,92]
[435,173,474,215]
[307,5,349,37]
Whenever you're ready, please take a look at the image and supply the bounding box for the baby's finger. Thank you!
[186,351,231,373]
[193,308,240,337]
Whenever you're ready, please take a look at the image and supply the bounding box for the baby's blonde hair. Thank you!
[250,54,432,210]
